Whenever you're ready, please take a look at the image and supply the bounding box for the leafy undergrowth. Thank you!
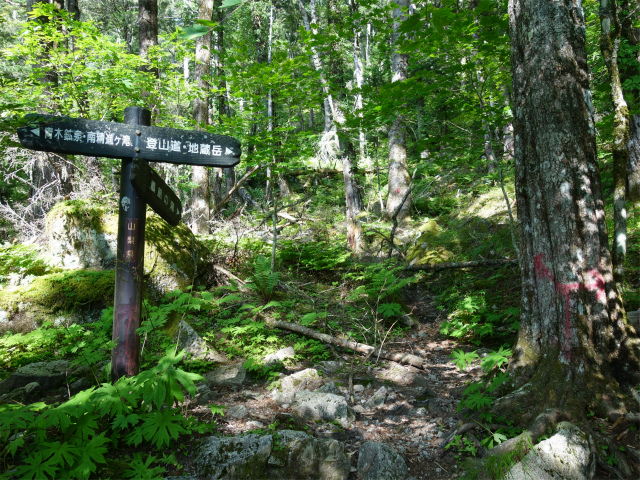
[0,350,216,479]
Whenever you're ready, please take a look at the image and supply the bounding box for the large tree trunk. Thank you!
[503,0,640,424]
[600,0,629,285]
[385,0,411,221]
[191,0,214,235]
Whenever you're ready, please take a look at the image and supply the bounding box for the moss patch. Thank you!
[46,199,116,235]
[0,270,114,318]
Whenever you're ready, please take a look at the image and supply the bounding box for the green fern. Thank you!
[247,255,280,301]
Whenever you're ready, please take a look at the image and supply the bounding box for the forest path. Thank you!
[180,285,479,480]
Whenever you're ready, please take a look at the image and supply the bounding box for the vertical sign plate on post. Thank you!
[110,107,150,381]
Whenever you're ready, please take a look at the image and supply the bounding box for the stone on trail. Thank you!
[226,404,249,419]
[192,430,349,480]
[271,368,323,404]
[317,381,343,396]
[506,422,595,480]
[172,319,227,363]
[262,346,295,366]
[292,391,355,428]
[356,441,409,480]
[204,363,246,387]
[0,359,69,394]
[364,386,387,409]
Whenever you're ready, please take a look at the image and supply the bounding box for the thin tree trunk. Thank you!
[386,0,411,221]
[619,1,640,203]
[600,0,629,285]
[139,0,159,83]
[629,115,640,203]
[191,0,214,234]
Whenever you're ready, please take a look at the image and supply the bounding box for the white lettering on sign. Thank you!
[170,201,175,212]
[105,133,114,145]
[150,180,156,193]
[200,144,210,155]
[87,131,96,143]
[157,188,163,200]
[96,132,105,144]
[44,127,53,139]
[188,142,199,154]
[212,145,222,156]
[170,140,181,152]
[54,128,63,140]
[121,135,132,147]
[64,129,73,141]
[146,138,158,150]
[73,130,84,142]
[158,139,170,151]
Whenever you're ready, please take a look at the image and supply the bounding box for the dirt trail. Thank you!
[181,289,479,479]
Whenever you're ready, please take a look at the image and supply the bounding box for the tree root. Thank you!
[264,319,427,369]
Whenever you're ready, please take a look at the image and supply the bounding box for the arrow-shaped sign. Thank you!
[130,159,182,226]
[17,114,241,167]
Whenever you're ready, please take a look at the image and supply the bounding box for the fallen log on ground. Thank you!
[265,319,426,369]
[406,258,518,272]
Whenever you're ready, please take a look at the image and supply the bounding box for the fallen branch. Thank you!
[213,265,246,287]
[265,319,426,369]
[406,259,517,272]
[214,165,262,212]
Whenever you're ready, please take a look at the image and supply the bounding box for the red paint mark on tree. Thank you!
[533,253,606,359]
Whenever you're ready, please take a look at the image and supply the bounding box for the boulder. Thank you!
[262,346,295,366]
[192,434,273,479]
[227,405,249,419]
[46,200,117,270]
[204,363,246,387]
[318,381,343,396]
[292,391,355,428]
[170,319,227,363]
[0,360,69,394]
[272,368,323,404]
[364,386,387,410]
[506,422,595,480]
[314,361,344,374]
[192,431,349,480]
[44,200,208,297]
[356,442,408,480]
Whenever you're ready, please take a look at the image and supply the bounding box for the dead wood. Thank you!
[264,319,426,369]
[406,258,518,272]
[215,165,262,212]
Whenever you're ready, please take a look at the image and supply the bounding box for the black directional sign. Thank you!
[17,114,241,167]
[130,158,182,226]
[17,107,242,383]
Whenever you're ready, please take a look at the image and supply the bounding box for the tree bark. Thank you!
[629,115,640,203]
[504,0,640,423]
[619,1,640,203]
[343,142,364,251]
[386,0,411,221]
[599,0,629,285]
[139,0,159,79]
[191,0,214,235]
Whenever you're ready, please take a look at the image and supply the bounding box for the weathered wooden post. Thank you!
[111,107,150,380]
[17,109,241,382]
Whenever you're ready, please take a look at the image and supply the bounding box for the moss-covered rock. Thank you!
[45,200,208,299]
[406,227,453,266]
[46,200,118,269]
[143,215,208,298]
[0,270,114,327]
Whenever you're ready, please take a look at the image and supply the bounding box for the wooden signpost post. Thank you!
[17,107,241,381]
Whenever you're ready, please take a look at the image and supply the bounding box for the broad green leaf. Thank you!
[220,0,243,8]
[15,452,59,480]
[178,25,209,40]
